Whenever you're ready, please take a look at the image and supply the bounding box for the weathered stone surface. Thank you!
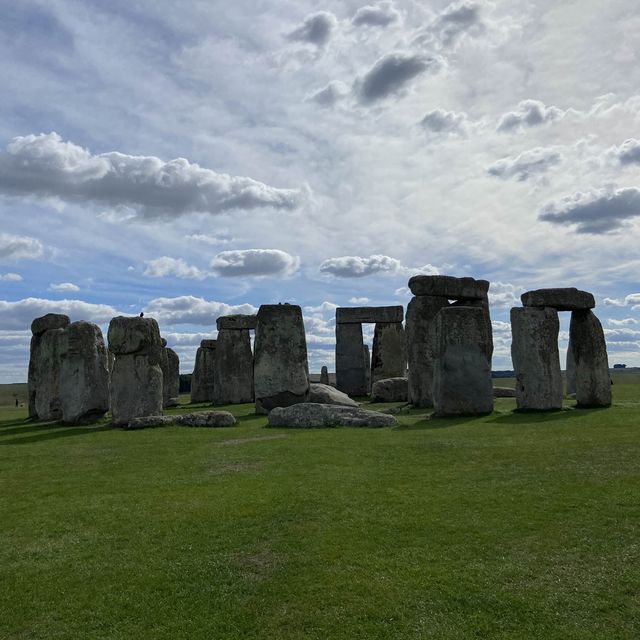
[309,383,359,407]
[320,366,329,385]
[216,314,258,330]
[371,322,407,385]
[569,310,611,407]
[565,337,576,396]
[191,340,216,403]
[267,403,397,428]
[336,323,367,396]
[363,345,371,393]
[58,321,110,424]
[163,347,180,408]
[125,411,236,430]
[336,306,404,324]
[109,316,164,426]
[451,297,493,361]
[432,306,493,416]
[107,316,163,356]
[214,329,254,405]
[405,295,449,407]
[510,307,563,411]
[371,377,408,402]
[408,275,489,300]
[521,288,595,311]
[493,387,516,398]
[31,313,70,337]
[30,327,65,421]
[254,304,310,414]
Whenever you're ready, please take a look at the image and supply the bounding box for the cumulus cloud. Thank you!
[185,233,234,246]
[603,293,640,309]
[0,133,303,220]
[304,301,338,314]
[412,0,486,50]
[352,2,401,28]
[306,81,349,107]
[487,147,563,181]
[488,282,521,308]
[144,296,257,326]
[319,254,439,278]
[0,273,22,282]
[287,11,337,47]
[210,249,299,277]
[608,317,638,326]
[349,296,370,304]
[48,282,80,292]
[143,257,206,280]
[356,52,441,103]
[0,298,121,330]
[420,109,470,137]
[539,187,640,234]
[0,233,44,261]
[497,100,565,132]
[608,138,640,166]
[604,327,640,345]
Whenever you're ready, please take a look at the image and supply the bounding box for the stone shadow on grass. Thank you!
[0,422,112,445]
[394,413,484,430]
[486,408,590,425]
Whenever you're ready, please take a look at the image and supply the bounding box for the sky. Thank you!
[1,0,639,383]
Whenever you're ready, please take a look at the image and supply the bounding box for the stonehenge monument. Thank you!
[28,314,110,424]
[253,304,310,414]
[160,339,180,408]
[406,275,492,408]
[108,316,164,426]
[511,287,610,410]
[335,306,404,396]
[213,327,254,405]
[191,339,217,403]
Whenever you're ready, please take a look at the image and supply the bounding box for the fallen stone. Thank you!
[309,383,359,407]
[336,306,404,324]
[371,377,408,402]
[125,415,174,429]
[254,304,310,414]
[214,329,254,405]
[267,403,397,428]
[125,410,236,429]
[335,322,367,396]
[371,322,407,385]
[432,306,493,416]
[510,306,563,410]
[569,310,611,407]
[31,313,70,337]
[521,288,595,311]
[408,275,489,300]
[493,387,516,398]
[216,314,258,331]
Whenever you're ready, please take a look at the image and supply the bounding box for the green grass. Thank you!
[0,377,639,639]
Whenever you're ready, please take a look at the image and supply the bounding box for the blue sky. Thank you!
[1,0,639,382]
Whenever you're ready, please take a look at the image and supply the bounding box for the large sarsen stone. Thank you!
[267,403,397,428]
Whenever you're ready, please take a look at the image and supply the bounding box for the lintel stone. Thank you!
[216,314,258,330]
[408,275,489,299]
[521,288,595,311]
[336,306,403,324]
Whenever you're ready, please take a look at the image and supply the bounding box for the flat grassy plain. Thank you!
[1,376,638,639]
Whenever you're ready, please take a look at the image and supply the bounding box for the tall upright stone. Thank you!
[253,304,310,414]
[363,344,371,393]
[191,340,216,403]
[320,366,329,385]
[214,328,254,405]
[161,343,180,408]
[335,323,367,396]
[108,316,164,426]
[510,307,563,411]
[432,306,493,417]
[405,295,449,407]
[565,337,576,396]
[371,322,407,385]
[569,310,611,407]
[28,314,70,421]
[57,321,110,424]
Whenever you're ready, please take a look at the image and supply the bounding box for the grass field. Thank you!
[1,376,638,639]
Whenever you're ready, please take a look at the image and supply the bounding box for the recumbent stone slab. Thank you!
[336,306,403,324]
[309,383,359,407]
[267,403,397,428]
[408,275,489,300]
[521,288,595,311]
[253,304,310,414]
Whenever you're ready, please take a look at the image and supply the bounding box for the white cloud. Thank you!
[143,256,206,280]
[0,272,22,282]
[210,249,299,277]
[607,138,640,166]
[319,254,439,278]
[608,317,638,326]
[287,11,337,47]
[0,133,304,220]
[488,147,563,181]
[603,293,640,309]
[420,109,470,137]
[0,233,44,261]
[488,282,521,308]
[48,282,80,292]
[496,100,565,132]
[304,301,338,314]
[352,2,401,28]
[185,233,234,246]
[143,296,257,325]
[349,296,370,304]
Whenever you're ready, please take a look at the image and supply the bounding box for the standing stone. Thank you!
[320,366,329,385]
[371,322,407,385]
[28,314,70,420]
[214,328,254,405]
[335,323,367,396]
[405,295,449,407]
[432,306,493,417]
[569,310,611,407]
[510,307,563,411]
[108,316,164,426]
[191,340,217,403]
[253,304,310,414]
[451,297,493,361]
[565,337,576,396]
[58,321,110,424]
[363,345,371,393]
[162,347,180,408]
